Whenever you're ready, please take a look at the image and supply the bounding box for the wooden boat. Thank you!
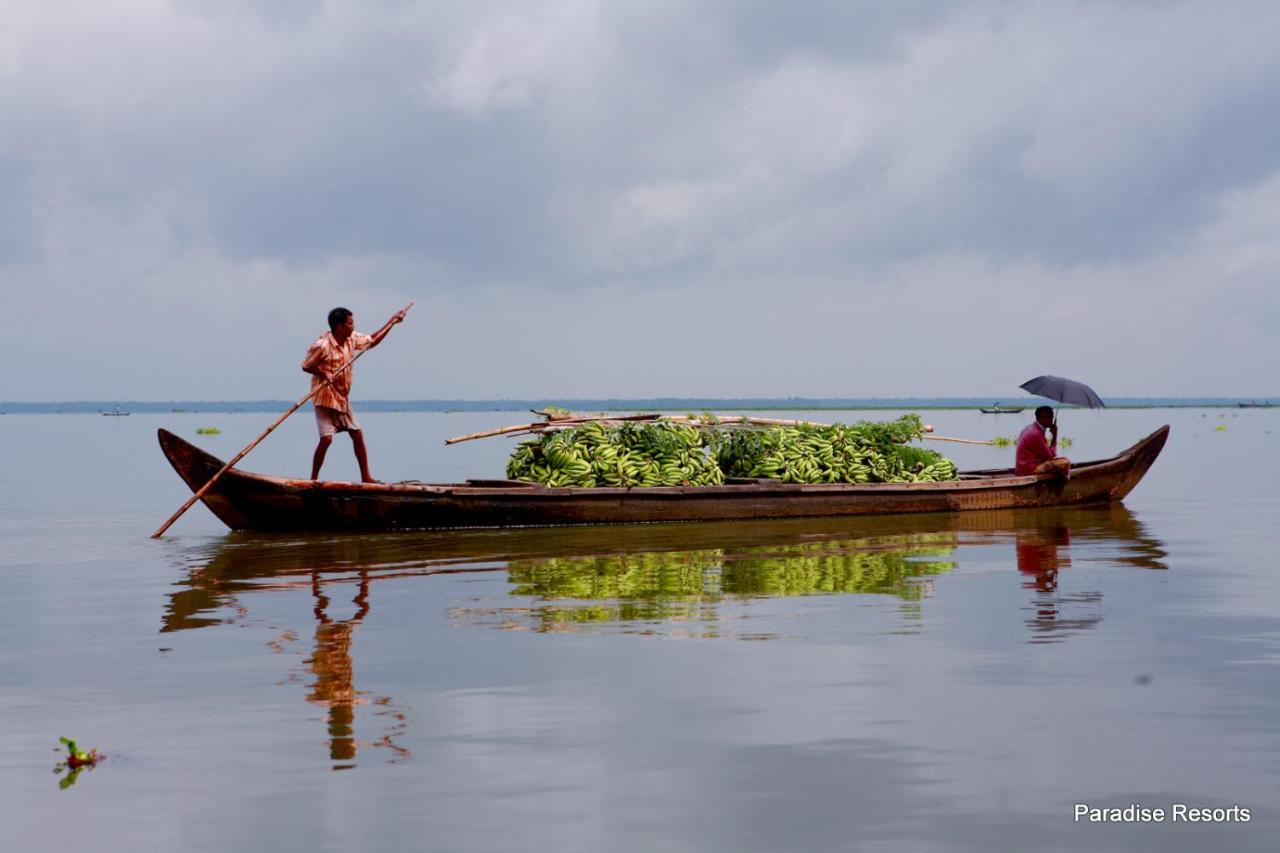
[157,425,1169,532]
[980,403,1025,414]
[102,405,130,416]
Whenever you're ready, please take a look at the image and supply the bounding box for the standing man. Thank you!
[1015,406,1071,478]
[303,306,408,482]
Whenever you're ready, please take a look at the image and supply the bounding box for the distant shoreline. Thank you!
[1,397,1274,414]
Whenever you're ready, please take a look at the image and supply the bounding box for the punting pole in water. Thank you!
[150,302,414,539]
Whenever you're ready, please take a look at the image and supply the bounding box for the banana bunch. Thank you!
[712,415,959,484]
[505,415,957,487]
[506,421,726,488]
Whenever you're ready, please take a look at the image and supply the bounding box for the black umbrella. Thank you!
[1019,375,1105,409]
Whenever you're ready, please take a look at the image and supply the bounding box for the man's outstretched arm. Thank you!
[369,307,410,347]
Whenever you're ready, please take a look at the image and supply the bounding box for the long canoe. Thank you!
[157,426,1168,532]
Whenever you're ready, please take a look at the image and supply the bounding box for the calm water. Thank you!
[2,408,1277,852]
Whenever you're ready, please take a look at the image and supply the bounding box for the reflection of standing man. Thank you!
[302,306,408,482]
[306,570,410,767]
[1015,406,1071,477]
[308,571,368,766]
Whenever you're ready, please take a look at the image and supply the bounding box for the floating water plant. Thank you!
[1214,425,1228,432]
[58,736,101,769]
[54,736,102,787]
[1059,437,1074,448]
[195,427,221,435]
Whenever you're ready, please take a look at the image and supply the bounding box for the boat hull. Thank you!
[157,426,1169,532]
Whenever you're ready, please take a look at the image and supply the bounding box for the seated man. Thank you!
[1015,406,1071,477]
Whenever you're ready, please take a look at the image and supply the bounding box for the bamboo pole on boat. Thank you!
[444,413,661,444]
[444,413,961,446]
[444,422,548,444]
[150,302,414,538]
[922,435,995,446]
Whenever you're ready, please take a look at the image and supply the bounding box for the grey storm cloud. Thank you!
[2,0,1278,399]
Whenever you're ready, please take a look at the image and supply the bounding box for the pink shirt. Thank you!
[1015,422,1057,475]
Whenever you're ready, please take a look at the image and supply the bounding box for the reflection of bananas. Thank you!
[508,533,956,600]
[455,532,957,630]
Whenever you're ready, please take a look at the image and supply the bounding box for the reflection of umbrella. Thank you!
[1019,376,1105,409]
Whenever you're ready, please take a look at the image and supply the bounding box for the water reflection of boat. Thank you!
[162,519,966,634]
[156,426,1169,531]
[164,507,1164,621]
[159,509,1165,758]
[165,505,1164,643]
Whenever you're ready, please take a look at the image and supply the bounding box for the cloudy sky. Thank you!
[4,0,1278,400]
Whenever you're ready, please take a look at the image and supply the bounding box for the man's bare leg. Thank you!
[311,435,334,480]
[350,429,377,483]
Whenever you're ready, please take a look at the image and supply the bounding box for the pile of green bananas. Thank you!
[505,414,957,487]
[506,421,726,488]
[711,414,958,484]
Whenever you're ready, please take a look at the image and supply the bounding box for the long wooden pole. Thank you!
[922,435,995,446]
[444,413,960,446]
[151,302,414,539]
[444,414,662,445]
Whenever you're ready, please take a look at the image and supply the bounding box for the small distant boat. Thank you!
[102,405,130,417]
[980,402,1025,414]
[1238,401,1275,408]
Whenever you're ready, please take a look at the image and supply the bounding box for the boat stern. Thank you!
[1107,425,1170,502]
